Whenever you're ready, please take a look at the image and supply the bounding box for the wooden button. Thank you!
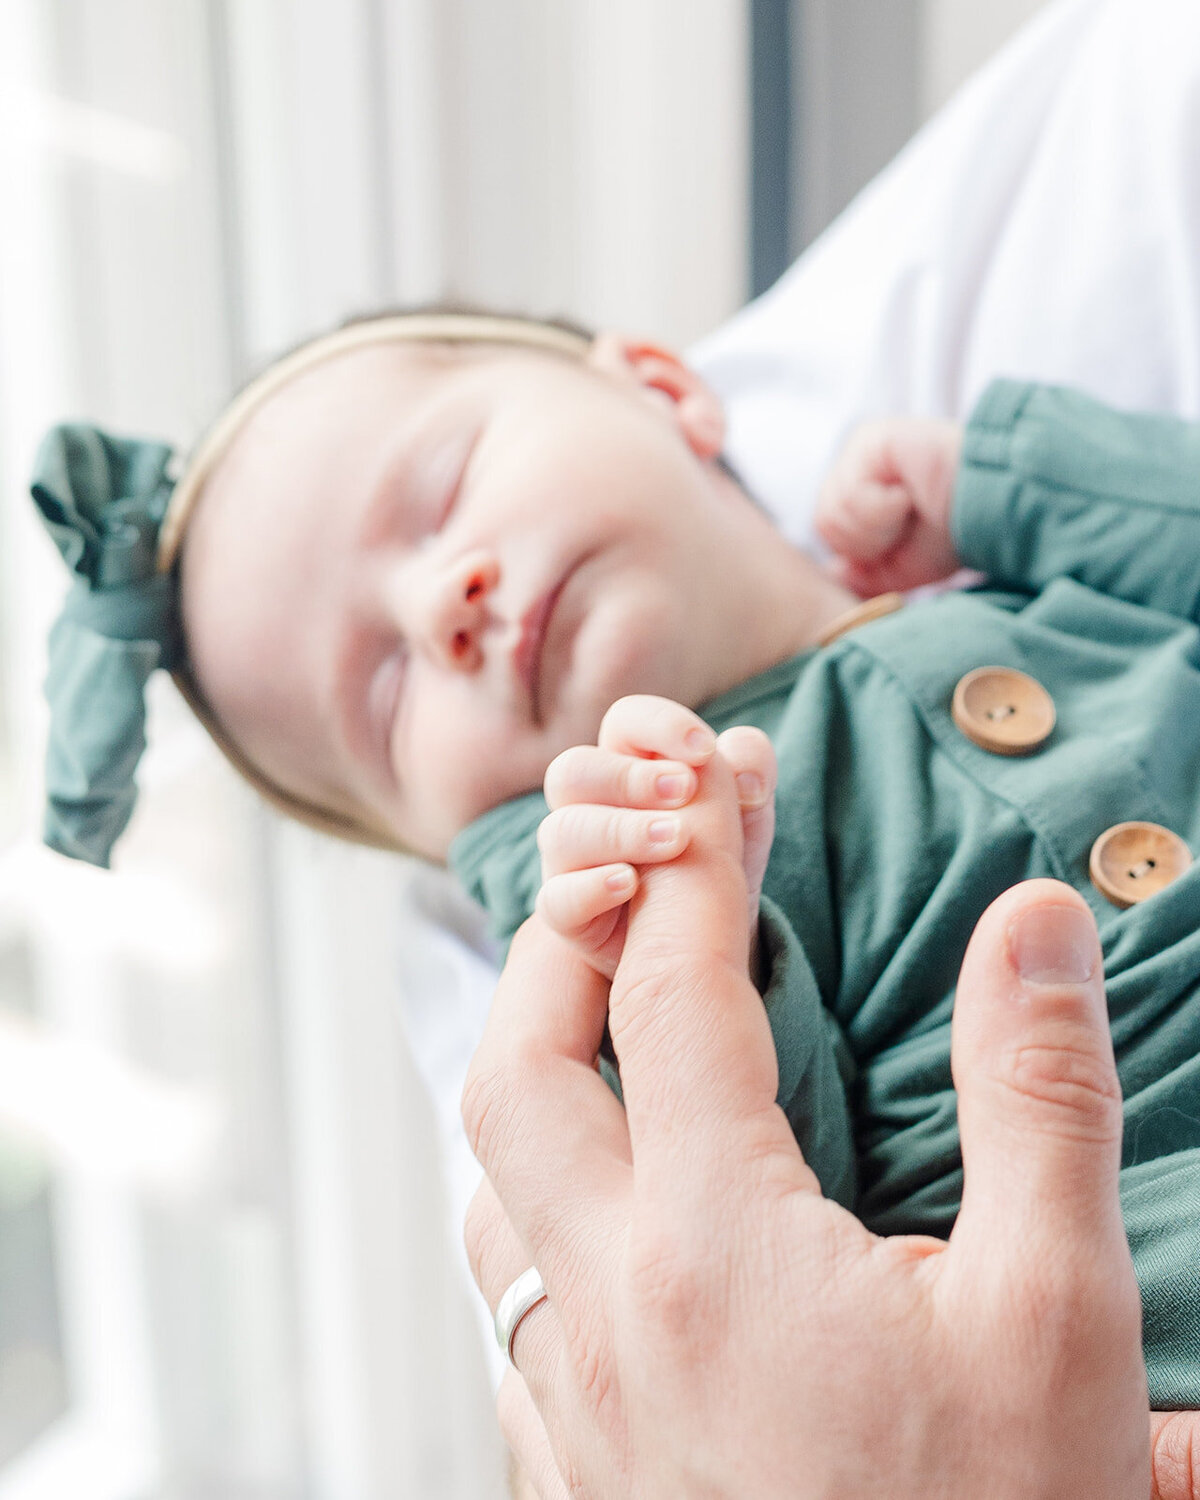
[951,666,1056,755]
[815,592,905,647]
[1089,822,1192,909]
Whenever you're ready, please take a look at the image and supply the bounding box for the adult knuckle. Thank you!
[461,1056,510,1166]
[608,972,687,1094]
[569,1324,619,1422]
[1013,1260,1141,1385]
[1070,1265,1143,1350]
[1001,1040,1123,1142]
[462,1186,502,1291]
[611,953,702,1041]
[627,1223,715,1354]
[1151,1411,1200,1500]
[559,1449,592,1500]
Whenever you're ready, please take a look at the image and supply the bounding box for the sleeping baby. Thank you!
[32,310,1200,1407]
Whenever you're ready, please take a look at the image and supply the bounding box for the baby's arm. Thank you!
[537,695,776,982]
[815,417,962,596]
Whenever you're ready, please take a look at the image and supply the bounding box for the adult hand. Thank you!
[464,752,1162,1498]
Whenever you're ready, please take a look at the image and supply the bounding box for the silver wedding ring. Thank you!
[494,1266,549,1370]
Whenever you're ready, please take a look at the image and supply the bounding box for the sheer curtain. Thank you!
[0,2,747,1495]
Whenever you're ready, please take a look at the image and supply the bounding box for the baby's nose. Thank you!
[427,551,500,671]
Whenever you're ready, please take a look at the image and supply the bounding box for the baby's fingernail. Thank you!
[605,867,635,894]
[648,817,680,845]
[736,772,766,808]
[685,727,716,759]
[655,772,690,803]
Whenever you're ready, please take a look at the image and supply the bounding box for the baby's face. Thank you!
[182,337,786,860]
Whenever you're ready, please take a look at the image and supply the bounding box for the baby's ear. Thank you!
[587,332,726,461]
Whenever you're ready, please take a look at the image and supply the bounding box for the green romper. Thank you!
[451,381,1200,1407]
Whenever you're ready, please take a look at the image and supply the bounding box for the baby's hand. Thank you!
[537,695,776,982]
[815,417,963,597]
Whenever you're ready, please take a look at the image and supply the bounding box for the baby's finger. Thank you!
[826,532,961,598]
[538,804,689,878]
[537,864,637,942]
[598,695,716,765]
[815,478,913,562]
[714,725,777,812]
[717,727,777,951]
[544,746,696,812]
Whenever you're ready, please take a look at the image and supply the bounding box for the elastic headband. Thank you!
[158,313,592,571]
[32,311,593,865]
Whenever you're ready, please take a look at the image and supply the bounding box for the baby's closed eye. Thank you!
[366,644,408,774]
[416,423,482,541]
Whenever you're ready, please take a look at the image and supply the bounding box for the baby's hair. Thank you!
[162,304,596,855]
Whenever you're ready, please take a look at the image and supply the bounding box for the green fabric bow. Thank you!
[31,424,182,867]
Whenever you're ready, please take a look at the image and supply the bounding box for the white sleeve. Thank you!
[689,0,1200,545]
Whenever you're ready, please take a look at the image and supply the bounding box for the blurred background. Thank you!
[0,2,1047,1496]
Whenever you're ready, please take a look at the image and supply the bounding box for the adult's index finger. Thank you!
[608,751,800,1180]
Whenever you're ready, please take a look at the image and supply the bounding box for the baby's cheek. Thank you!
[399,707,546,859]
[559,583,687,731]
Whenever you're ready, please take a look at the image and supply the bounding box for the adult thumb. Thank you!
[950,880,1127,1257]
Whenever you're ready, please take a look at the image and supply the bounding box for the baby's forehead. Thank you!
[211,340,465,492]
[191,333,579,563]
[186,342,475,585]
